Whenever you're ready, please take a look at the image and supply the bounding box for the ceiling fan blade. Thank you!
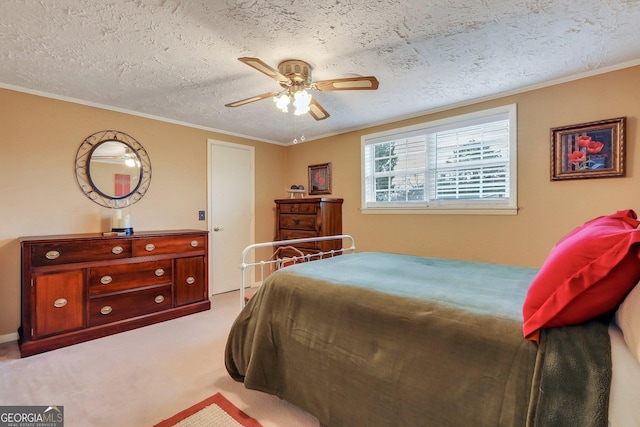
[308,99,330,121]
[225,92,279,108]
[314,76,379,91]
[238,57,290,83]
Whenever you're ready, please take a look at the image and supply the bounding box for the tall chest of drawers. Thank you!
[19,230,210,357]
[275,198,343,255]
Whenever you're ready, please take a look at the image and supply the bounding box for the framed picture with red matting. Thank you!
[308,162,331,195]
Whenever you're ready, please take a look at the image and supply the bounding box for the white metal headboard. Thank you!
[239,234,356,307]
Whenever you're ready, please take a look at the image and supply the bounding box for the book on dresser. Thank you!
[19,229,210,357]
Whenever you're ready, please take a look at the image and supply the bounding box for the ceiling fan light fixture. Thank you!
[293,89,312,116]
[124,148,141,167]
[227,57,378,121]
[274,93,290,112]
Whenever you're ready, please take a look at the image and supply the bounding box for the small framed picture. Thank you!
[551,117,626,181]
[308,162,332,195]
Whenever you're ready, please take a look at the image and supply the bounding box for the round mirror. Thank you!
[88,140,142,199]
[75,130,151,208]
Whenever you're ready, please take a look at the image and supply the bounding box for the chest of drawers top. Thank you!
[21,229,207,268]
[275,197,343,209]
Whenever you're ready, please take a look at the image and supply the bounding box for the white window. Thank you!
[361,104,517,215]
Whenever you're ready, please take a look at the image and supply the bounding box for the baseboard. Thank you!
[0,332,18,344]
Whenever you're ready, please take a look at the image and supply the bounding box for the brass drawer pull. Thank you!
[53,298,67,308]
[100,306,113,315]
[145,243,156,252]
[100,275,113,285]
[111,246,124,255]
[190,240,199,247]
[155,268,165,277]
[154,295,165,304]
[185,276,195,285]
[45,250,60,260]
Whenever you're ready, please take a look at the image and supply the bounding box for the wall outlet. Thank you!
[198,210,205,221]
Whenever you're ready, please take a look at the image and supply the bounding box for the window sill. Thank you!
[359,207,518,215]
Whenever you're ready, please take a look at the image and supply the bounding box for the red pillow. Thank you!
[523,209,640,341]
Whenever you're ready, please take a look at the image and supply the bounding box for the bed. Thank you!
[226,211,640,427]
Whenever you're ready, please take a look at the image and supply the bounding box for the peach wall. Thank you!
[1,65,638,339]
[0,88,287,338]
[286,66,640,267]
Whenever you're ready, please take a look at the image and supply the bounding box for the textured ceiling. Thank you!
[1,0,640,145]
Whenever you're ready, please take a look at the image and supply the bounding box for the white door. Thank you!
[208,140,254,295]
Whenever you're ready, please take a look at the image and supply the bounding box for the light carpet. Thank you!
[0,290,320,427]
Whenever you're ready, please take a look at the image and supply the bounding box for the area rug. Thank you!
[154,392,262,427]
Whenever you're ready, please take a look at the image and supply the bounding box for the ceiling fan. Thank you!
[225,57,379,120]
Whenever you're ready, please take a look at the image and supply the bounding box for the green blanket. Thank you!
[225,253,610,427]
[528,319,612,426]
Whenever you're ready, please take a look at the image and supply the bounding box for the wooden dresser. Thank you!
[19,229,210,357]
[275,198,343,255]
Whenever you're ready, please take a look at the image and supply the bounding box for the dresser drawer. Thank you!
[30,240,132,267]
[34,271,85,338]
[278,230,318,248]
[175,256,205,306]
[279,214,317,231]
[88,285,172,327]
[278,203,318,214]
[133,235,206,256]
[89,260,172,296]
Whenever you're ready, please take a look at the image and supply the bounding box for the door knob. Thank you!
[213,227,224,232]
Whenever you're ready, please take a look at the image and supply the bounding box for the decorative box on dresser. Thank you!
[19,229,210,357]
[275,197,343,255]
